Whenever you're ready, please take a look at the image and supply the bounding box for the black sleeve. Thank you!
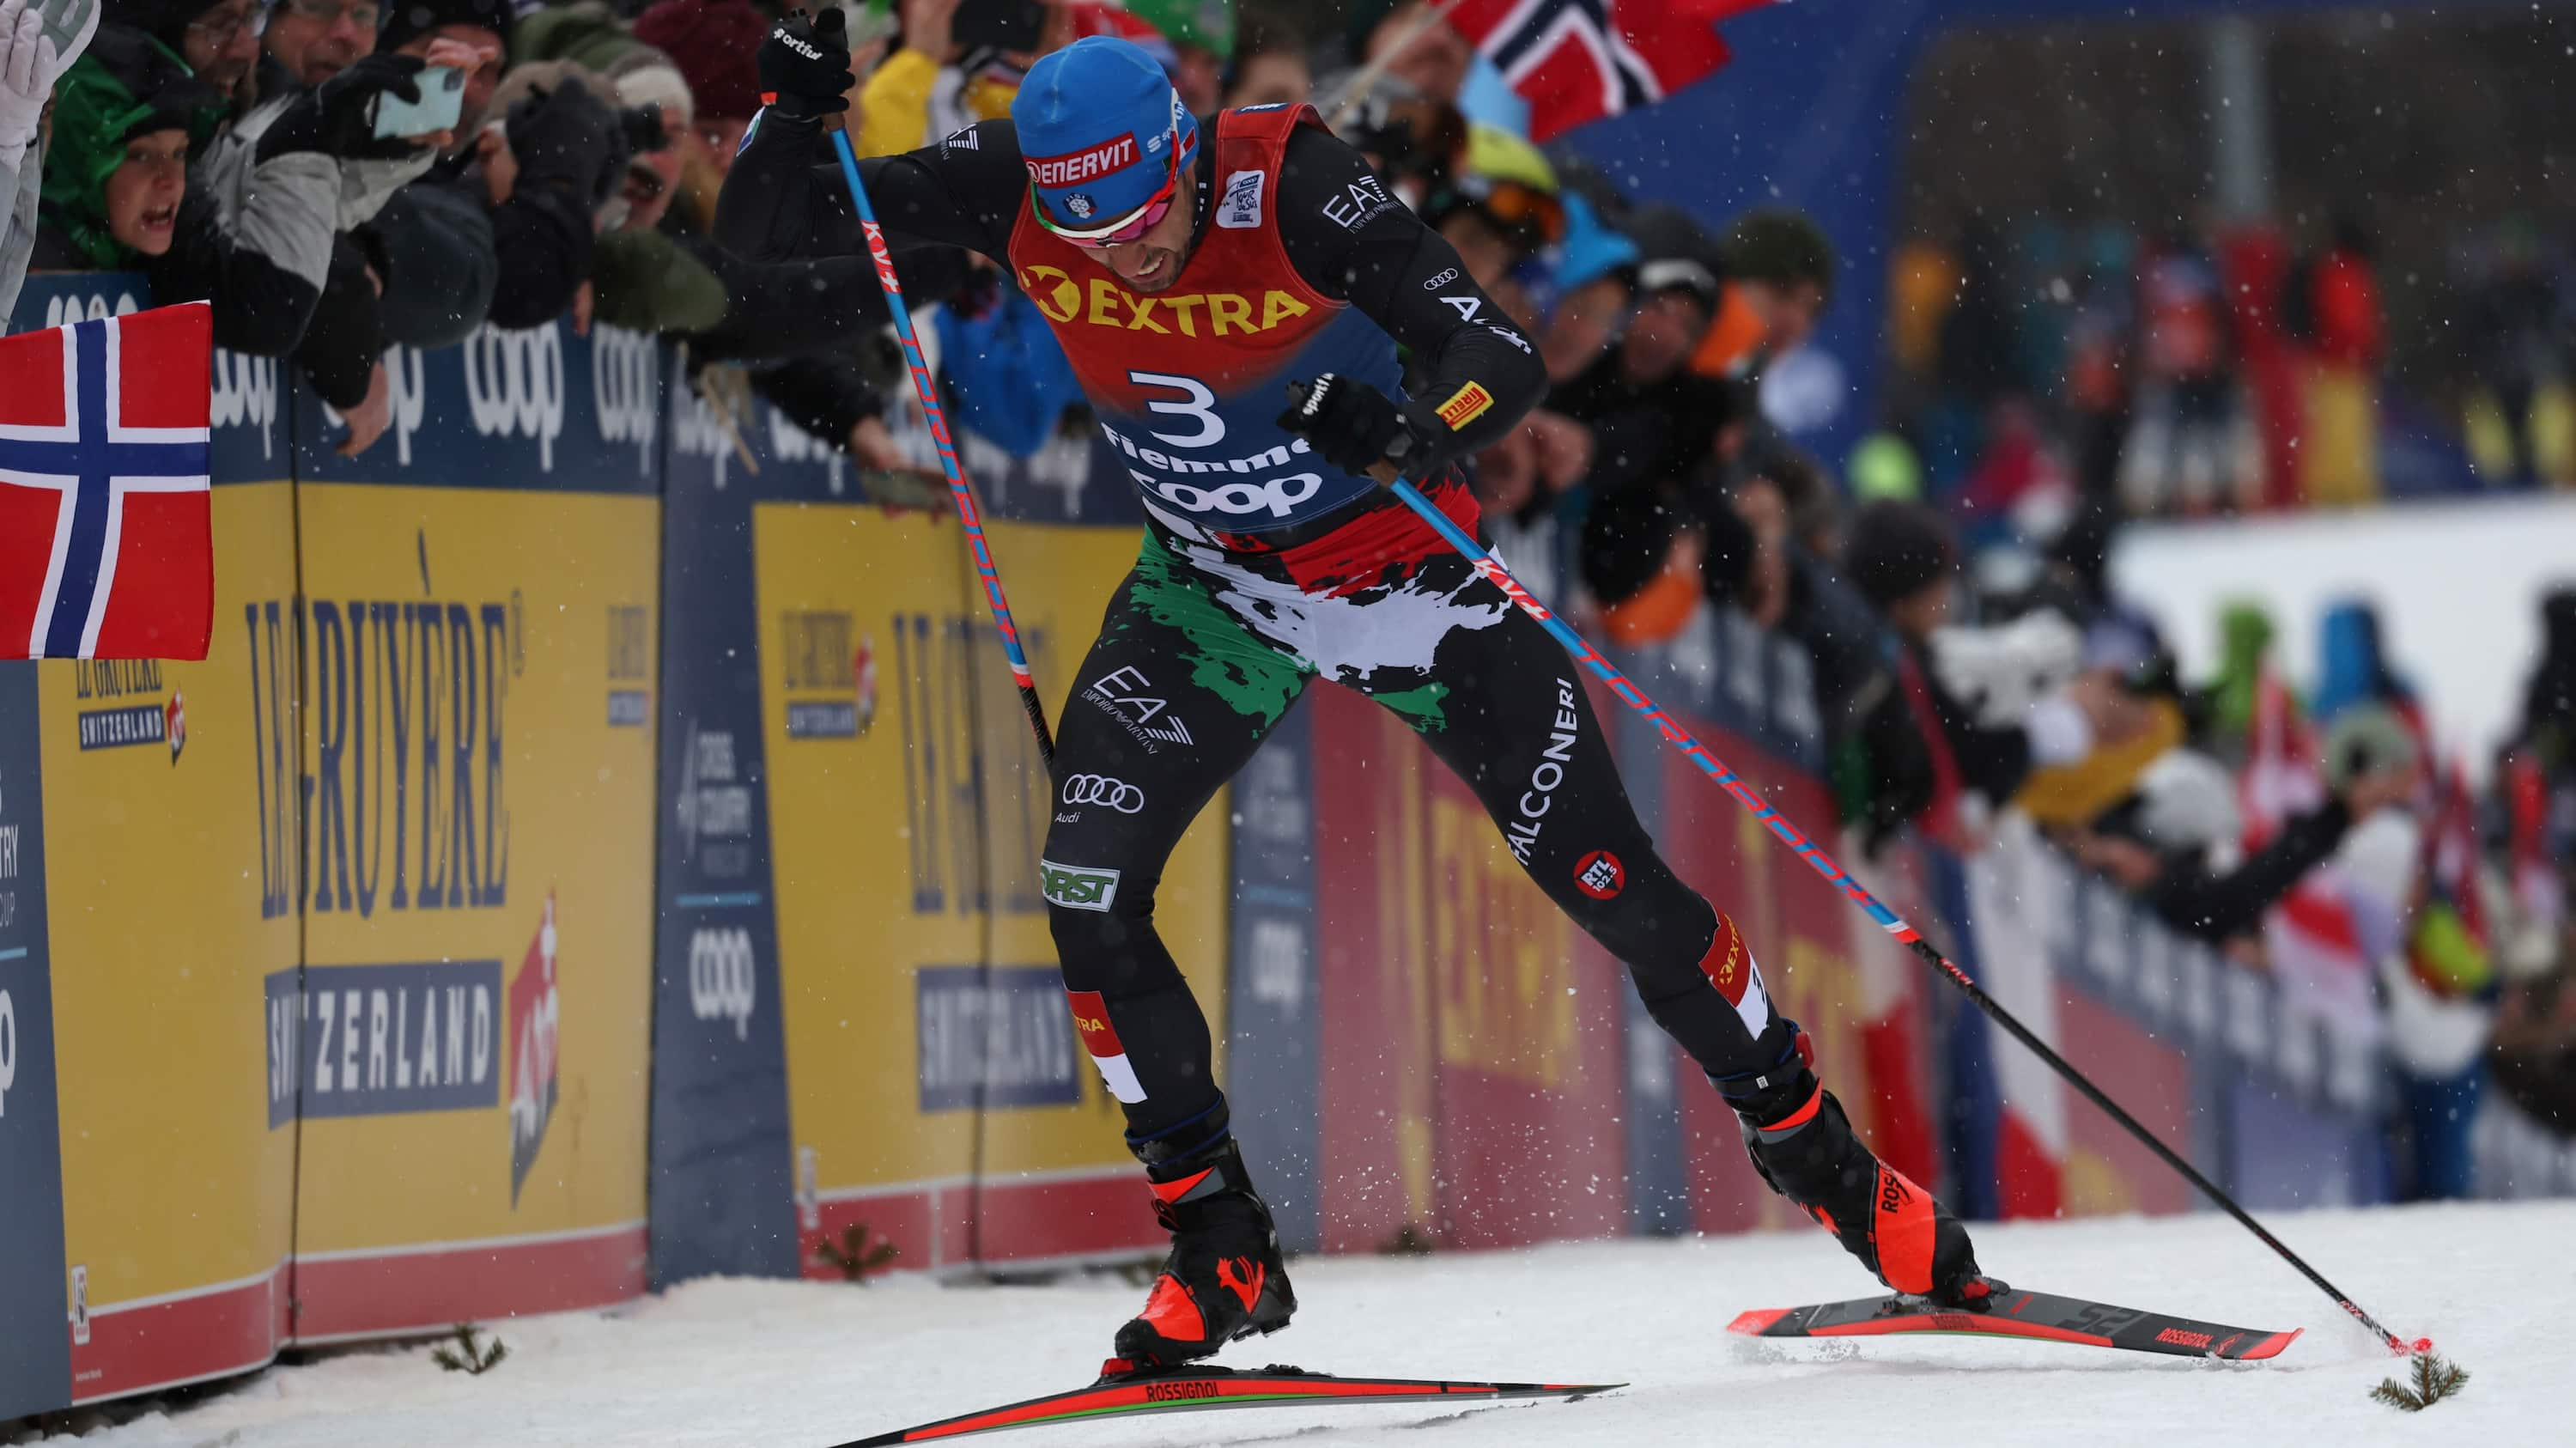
[688,243,972,364]
[292,235,386,411]
[748,352,884,443]
[2146,796,2355,942]
[143,191,322,357]
[361,181,497,350]
[715,112,1024,264]
[1273,125,1543,472]
[483,184,594,331]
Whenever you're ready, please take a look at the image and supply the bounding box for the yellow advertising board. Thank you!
[283,483,659,1337]
[753,509,1228,1271]
[42,480,301,1402]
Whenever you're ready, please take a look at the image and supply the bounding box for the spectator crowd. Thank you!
[3,0,2571,1203]
[1878,208,2576,523]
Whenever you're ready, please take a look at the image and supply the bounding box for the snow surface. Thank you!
[58,1200,2571,1448]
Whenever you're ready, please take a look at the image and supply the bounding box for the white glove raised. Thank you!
[1,0,101,168]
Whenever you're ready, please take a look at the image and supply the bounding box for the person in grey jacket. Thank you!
[0,0,99,321]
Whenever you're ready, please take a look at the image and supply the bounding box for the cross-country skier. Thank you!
[724,11,1998,1370]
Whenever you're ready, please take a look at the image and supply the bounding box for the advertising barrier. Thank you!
[642,364,1232,1283]
[280,320,661,1343]
[7,276,301,1407]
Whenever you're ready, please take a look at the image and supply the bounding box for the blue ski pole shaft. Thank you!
[828,126,1055,769]
[1318,399,2415,1355]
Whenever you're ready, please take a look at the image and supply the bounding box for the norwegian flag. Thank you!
[0,302,214,660]
[1445,0,1771,143]
[2238,659,2325,847]
[2409,757,2491,987]
[2238,660,2379,1032]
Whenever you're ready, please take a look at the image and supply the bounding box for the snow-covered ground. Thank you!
[53,1200,2568,1447]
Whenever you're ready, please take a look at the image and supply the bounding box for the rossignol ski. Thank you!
[1728,1287,2300,1360]
[835,1362,1622,1445]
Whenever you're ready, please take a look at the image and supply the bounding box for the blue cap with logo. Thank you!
[1013,35,1198,234]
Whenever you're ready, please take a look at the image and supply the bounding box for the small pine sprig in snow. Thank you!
[431,1323,508,1375]
[815,1222,900,1282]
[2370,1351,2469,1410]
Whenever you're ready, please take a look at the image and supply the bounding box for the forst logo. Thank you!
[1017,267,1314,338]
[1039,860,1120,912]
[507,893,561,1205]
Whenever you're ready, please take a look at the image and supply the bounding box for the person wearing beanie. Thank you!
[128,0,263,106]
[33,22,341,359]
[34,23,214,270]
[1549,252,1737,646]
[730,15,2000,1366]
[630,0,766,159]
[1689,204,1834,383]
[1124,0,1229,113]
[378,0,510,130]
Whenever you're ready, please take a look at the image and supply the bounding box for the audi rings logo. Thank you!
[1061,774,1145,813]
[592,325,661,477]
[688,925,759,1041]
[461,323,567,470]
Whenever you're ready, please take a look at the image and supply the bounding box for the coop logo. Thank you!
[1018,266,1314,338]
[766,405,848,495]
[209,346,280,459]
[507,894,561,1204]
[688,924,758,1041]
[915,964,1081,1110]
[459,323,567,471]
[592,325,661,477]
[1504,677,1580,861]
[669,377,745,489]
[0,984,15,1121]
[265,960,501,1129]
[362,344,428,466]
[70,660,174,752]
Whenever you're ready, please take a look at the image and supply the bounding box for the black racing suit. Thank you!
[717,106,1980,1305]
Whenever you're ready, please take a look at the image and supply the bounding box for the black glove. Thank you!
[1278,374,1423,478]
[259,52,431,162]
[507,76,628,210]
[758,5,854,120]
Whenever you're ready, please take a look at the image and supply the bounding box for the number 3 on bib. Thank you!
[1128,369,1224,447]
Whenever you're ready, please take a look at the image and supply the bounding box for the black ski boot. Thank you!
[1719,1017,2001,1310]
[1109,1135,1297,1370]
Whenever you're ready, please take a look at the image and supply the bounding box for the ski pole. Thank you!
[828,125,1055,770]
[1293,385,2427,1358]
